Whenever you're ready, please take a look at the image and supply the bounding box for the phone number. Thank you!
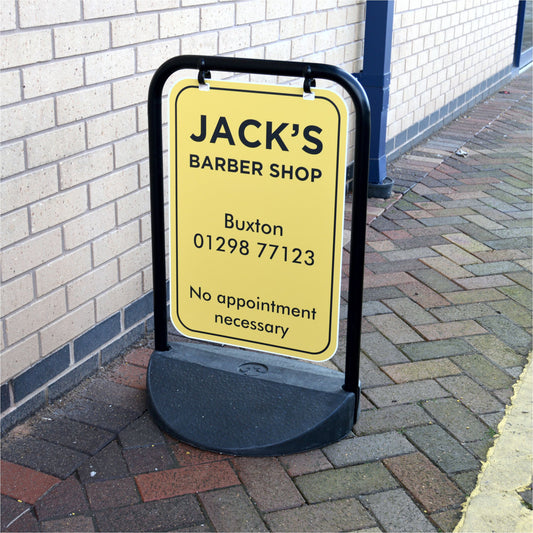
[193,233,315,266]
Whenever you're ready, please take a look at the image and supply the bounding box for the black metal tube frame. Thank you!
[148,55,370,393]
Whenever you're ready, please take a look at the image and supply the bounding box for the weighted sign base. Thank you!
[147,342,358,456]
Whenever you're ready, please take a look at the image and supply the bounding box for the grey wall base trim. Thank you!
[0,293,155,435]
[386,65,515,163]
[342,66,515,195]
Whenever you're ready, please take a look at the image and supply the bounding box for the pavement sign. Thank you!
[169,79,348,361]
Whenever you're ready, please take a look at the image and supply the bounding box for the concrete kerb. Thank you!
[454,352,533,533]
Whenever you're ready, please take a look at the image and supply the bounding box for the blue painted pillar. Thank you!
[355,0,394,197]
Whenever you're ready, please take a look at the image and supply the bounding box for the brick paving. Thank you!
[1,69,531,532]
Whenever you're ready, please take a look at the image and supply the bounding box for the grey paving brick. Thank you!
[421,216,467,226]
[465,334,527,368]
[33,417,114,455]
[429,302,496,321]
[295,462,398,503]
[94,495,205,532]
[464,438,495,461]
[437,374,504,414]
[122,443,175,475]
[400,338,472,361]
[1,435,88,479]
[395,234,450,249]
[199,486,267,532]
[354,404,432,436]
[41,515,96,532]
[451,470,480,494]
[451,353,516,389]
[360,353,394,388]
[56,397,140,433]
[361,331,410,365]
[362,489,436,532]
[492,227,532,238]
[80,378,146,415]
[264,498,376,532]
[34,475,89,521]
[488,299,532,328]
[78,441,129,482]
[404,424,479,474]
[479,407,505,428]
[363,286,406,302]
[118,413,165,449]
[365,258,426,274]
[363,379,449,408]
[382,297,437,325]
[430,508,463,533]
[410,268,463,293]
[422,397,493,443]
[382,247,439,261]
[323,431,415,467]
[362,301,393,316]
[498,285,532,309]
[476,314,532,350]
[1,495,34,531]
[485,236,532,250]
[454,221,499,243]
[464,260,523,275]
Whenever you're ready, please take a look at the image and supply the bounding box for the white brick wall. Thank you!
[387,0,516,144]
[1,0,364,392]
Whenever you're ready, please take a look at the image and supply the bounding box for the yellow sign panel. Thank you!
[169,79,347,361]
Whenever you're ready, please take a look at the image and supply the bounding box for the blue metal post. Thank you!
[355,0,394,198]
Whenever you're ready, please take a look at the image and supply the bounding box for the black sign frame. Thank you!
[148,55,370,396]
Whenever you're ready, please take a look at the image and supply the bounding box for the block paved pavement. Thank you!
[1,68,531,532]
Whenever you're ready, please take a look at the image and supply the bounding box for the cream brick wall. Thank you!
[387,0,516,145]
[0,0,364,422]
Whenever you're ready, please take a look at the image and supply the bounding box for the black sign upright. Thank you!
[147,55,370,456]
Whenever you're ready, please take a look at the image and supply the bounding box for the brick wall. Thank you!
[387,0,517,158]
[0,0,365,431]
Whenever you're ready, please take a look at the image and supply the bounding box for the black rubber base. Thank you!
[368,176,394,198]
[147,342,358,456]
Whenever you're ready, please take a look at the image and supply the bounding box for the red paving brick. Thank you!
[384,453,464,513]
[0,461,60,505]
[108,363,147,390]
[124,347,153,368]
[134,461,240,502]
[397,279,451,308]
[232,457,305,512]
[278,449,333,477]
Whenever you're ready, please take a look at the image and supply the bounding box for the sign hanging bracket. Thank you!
[197,58,211,87]
[303,65,316,94]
